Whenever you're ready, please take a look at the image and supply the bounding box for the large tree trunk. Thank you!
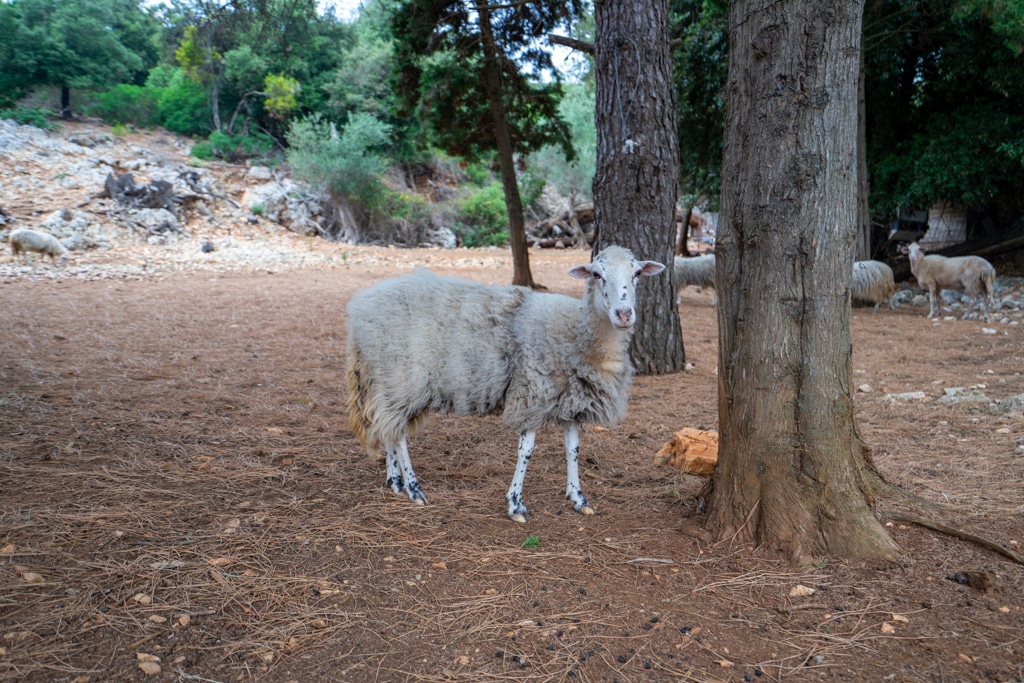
[60,86,72,120]
[478,5,538,289]
[592,0,685,374]
[708,0,898,562]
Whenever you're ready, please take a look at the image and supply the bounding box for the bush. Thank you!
[287,113,391,208]
[158,71,212,136]
[0,107,58,131]
[86,84,162,127]
[191,131,275,162]
[455,183,508,247]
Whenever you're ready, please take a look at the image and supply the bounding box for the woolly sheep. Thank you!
[673,254,716,305]
[851,260,896,313]
[346,245,665,523]
[900,241,996,320]
[8,228,68,264]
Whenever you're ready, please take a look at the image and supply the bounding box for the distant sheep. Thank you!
[8,228,68,264]
[901,242,996,320]
[673,254,716,305]
[851,260,896,313]
[346,245,665,522]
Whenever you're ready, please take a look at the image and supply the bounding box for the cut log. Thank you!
[653,428,719,476]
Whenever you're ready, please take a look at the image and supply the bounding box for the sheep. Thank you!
[346,245,665,523]
[8,228,68,264]
[850,260,896,313]
[673,253,716,305]
[901,241,996,320]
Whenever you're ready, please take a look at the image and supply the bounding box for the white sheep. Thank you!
[851,260,896,313]
[673,253,716,305]
[8,228,68,264]
[901,241,996,320]
[346,245,665,522]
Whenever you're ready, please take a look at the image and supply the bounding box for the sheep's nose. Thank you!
[614,308,634,327]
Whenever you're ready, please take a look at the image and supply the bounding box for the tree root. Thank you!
[884,510,1024,566]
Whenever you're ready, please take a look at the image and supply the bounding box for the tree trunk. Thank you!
[60,86,72,120]
[708,0,898,563]
[478,5,538,289]
[855,45,871,261]
[592,0,685,374]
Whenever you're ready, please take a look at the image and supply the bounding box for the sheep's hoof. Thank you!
[580,505,596,516]
[510,512,528,524]
[413,497,426,506]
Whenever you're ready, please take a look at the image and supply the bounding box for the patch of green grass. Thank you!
[521,535,541,549]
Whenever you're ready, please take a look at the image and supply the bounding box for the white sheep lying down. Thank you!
[8,228,68,264]
[901,241,996,319]
[346,245,665,522]
[673,253,716,304]
[851,259,896,313]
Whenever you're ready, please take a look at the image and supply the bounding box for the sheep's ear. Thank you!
[638,261,666,277]
[899,245,909,254]
[568,264,593,280]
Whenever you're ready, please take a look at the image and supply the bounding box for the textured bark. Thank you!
[479,6,537,289]
[592,0,685,374]
[708,0,898,562]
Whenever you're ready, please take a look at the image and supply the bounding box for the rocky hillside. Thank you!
[0,118,473,282]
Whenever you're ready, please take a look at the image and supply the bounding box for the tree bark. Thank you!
[60,86,72,119]
[708,0,898,562]
[478,4,538,289]
[592,0,685,374]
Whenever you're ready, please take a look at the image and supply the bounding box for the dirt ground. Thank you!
[0,246,1022,683]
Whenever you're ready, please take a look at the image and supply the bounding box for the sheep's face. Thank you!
[569,246,665,330]
[903,242,925,267]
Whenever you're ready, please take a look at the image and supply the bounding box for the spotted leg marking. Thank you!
[563,422,594,515]
[384,447,404,495]
[506,431,535,523]
[393,437,426,505]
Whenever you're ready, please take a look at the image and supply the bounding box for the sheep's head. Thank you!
[901,241,925,267]
[569,245,665,330]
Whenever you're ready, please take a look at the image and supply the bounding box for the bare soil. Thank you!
[2,248,1023,683]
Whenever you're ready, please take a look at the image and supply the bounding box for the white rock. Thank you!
[982,328,997,334]
[858,384,872,393]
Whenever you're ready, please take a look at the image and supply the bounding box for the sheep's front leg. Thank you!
[506,431,535,523]
[927,285,941,319]
[390,437,426,505]
[384,448,404,495]
[563,422,594,515]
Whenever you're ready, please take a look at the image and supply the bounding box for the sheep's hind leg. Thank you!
[391,437,426,505]
[563,422,594,515]
[506,431,535,523]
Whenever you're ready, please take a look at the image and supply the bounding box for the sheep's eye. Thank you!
[592,272,603,280]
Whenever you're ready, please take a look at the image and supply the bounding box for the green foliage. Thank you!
[527,82,597,206]
[455,183,509,247]
[251,204,265,216]
[223,45,268,93]
[287,113,391,207]
[191,131,275,162]
[521,535,541,549]
[263,73,301,119]
[158,69,212,136]
[0,0,151,99]
[111,123,130,137]
[86,84,162,127]
[0,106,58,130]
[671,0,728,207]
[175,25,220,84]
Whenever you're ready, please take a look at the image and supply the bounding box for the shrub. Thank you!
[286,113,391,208]
[158,70,212,136]
[190,131,275,162]
[0,107,58,131]
[86,84,162,127]
[455,182,508,247]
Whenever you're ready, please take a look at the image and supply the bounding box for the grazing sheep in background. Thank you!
[346,245,665,522]
[851,260,897,313]
[901,241,996,320]
[8,228,68,264]
[673,254,716,305]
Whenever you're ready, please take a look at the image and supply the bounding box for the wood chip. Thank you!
[880,622,896,634]
[208,557,233,567]
[147,615,167,624]
[132,593,152,605]
[789,584,815,597]
[138,662,161,675]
